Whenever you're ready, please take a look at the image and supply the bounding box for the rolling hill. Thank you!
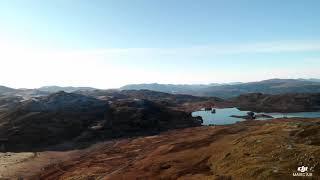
[38,86,97,93]
[121,79,320,98]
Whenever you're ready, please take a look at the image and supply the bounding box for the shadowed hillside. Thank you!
[230,93,320,112]
[121,79,320,98]
[0,91,202,152]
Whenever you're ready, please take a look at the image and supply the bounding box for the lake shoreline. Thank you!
[193,107,320,125]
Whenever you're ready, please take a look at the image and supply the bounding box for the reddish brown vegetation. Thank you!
[36,118,320,180]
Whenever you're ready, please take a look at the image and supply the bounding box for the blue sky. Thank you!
[0,0,320,88]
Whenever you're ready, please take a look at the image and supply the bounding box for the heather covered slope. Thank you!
[230,93,320,112]
[38,118,320,180]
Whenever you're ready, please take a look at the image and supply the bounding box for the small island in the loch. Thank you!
[230,112,274,120]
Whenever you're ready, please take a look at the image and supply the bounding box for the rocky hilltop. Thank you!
[0,92,108,151]
[0,91,202,152]
[38,86,97,93]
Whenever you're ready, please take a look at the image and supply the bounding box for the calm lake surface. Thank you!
[192,108,320,125]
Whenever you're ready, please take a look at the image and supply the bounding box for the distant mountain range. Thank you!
[121,79,320,98]
[121,84,211,94]
[120,82,243,95]
[38,86,97,93]
[1,78,320,99]
[0,86,98,100]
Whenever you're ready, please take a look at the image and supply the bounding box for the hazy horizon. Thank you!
[1,78,320,90]
[1,0,320,89]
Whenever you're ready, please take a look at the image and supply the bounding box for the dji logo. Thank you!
[297,166,308,173]
[293,166,312,177]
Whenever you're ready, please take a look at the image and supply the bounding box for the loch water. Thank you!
[192,108,320,125]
